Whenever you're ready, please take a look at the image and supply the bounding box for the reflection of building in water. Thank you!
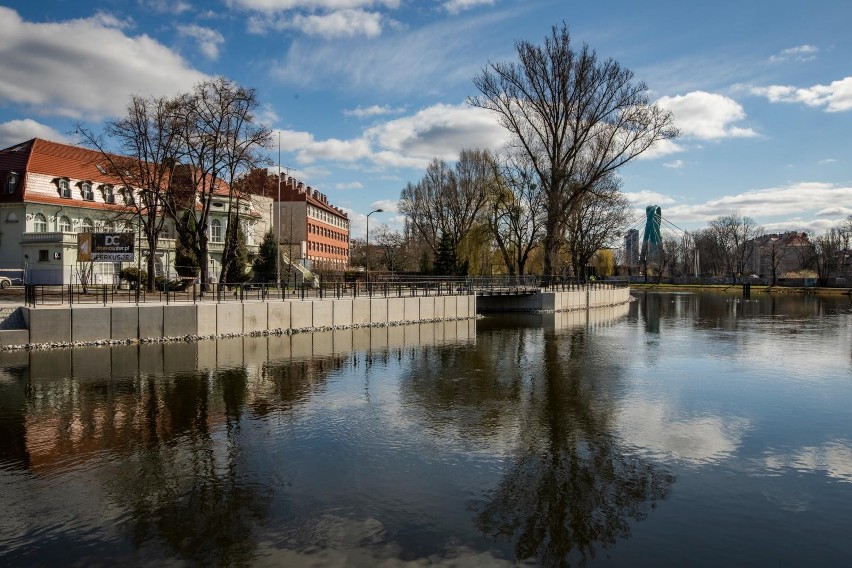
[0,320,476,475]
[625,228,640,267]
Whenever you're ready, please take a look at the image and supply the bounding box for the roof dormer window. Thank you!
[57,177,71,198]
[102,184,115,204]
[122,187,134,206]
[5,172,18,194]
[81,181,94,201]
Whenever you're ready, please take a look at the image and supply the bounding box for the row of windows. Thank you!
[29,213,177,238]
[308,241,348,256]
[308,223,348,242]
[307,204,348,229]
[55,178,133,204]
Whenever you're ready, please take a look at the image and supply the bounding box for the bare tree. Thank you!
[470,22,678,276]
[399,148,495,271]
[708,215,761,282]
[163,77,271,290]
[78,94,182,291]
[372,224,410,273]
[812,228,845,286]
[563,175,630,281]
[488,151,545,275]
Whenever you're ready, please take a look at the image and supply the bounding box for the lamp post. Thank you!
[365,208,383,284]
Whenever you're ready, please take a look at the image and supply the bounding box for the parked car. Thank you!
[0,276,12,288]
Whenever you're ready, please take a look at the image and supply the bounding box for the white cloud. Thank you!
[335,181,364,189]
[275,103,506,171]
[663,159,685,169]
[769,44,818,63]
[762,441,852,483]
[228,0,400,12]
[818,158,837,164]
[618,400,749,465]
[256,9,385,38]
[364,103,508,161]
[443,0,496,14]
[141,0,193,14]
[751,77,852,112]
[665,182,852,226]
[344,105,405,118]
[0,7,208,119]
[0,119,71,148]
[622,190,676,206]
[371,199,398,213]
[636,138,684,160]
[177,24,225,59]
[270,11,503,95]
[656,91,758,139]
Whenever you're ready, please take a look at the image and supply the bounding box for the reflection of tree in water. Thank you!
[110,369,269,567]
[398,327,534,441]
[0,365,30,469]
[474,330,674,566]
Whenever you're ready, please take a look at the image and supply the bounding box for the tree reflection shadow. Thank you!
[109,369,269,567]
[474,330,674,565]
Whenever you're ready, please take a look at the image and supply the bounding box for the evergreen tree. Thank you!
[175,211,200,279]
[434,232,460,276]
[252,229,280,282]
[223,220,251,283]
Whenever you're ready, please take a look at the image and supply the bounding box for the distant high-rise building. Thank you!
[625,229,639,266]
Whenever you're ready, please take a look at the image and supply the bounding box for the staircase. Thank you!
[282,252,318,286]
[0,307,26,330]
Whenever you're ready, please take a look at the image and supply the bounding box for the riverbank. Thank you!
[629,283,852,295]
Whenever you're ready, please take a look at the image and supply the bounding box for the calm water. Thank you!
[1,292,850,567]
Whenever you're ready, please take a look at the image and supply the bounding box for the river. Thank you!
[1,291,850,566]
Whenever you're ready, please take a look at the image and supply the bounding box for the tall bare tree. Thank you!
[164,77,271,289]
[562,174,630,281]
[708,214,761,282]
[470,22,678,276]
[488,151,545,275]
[79,94,182,291]
[399,148,495,271]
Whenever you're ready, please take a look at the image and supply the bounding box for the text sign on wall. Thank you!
[77,233,135,262]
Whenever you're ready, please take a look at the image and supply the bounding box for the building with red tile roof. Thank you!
[0,138,271,285]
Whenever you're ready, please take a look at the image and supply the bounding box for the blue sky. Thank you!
[1,0,850,238]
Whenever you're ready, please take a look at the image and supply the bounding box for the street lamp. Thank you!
[365,208,383,284]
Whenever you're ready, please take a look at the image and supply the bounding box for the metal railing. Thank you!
[20,276,628,307]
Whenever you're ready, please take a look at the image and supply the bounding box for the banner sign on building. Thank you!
[77,233,135,262]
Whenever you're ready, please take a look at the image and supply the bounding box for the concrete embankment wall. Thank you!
[0,319,478,380]
[476,286,630,313]
[5,295,477,347]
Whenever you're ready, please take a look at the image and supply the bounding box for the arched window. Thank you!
[81,217,94,233]
[211,219,223,243]
[33,213,47,233]
[58,215,71,233]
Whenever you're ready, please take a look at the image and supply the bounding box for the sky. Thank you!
[1,0,850,238]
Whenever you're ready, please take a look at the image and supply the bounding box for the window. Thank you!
[58,215,71,233]
[81,218,94,233]
[104,221,116,232]
[5,172,18,194]
[124,221,135,233]
[81,181,94,201]
[102,185,115,204]
[33,213,47,233]
[38,249,49,262]
[211,219,222,243]
[58,178,71,198]
[122,188,134,206]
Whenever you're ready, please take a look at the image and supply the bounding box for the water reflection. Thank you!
[472,329,673,566]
